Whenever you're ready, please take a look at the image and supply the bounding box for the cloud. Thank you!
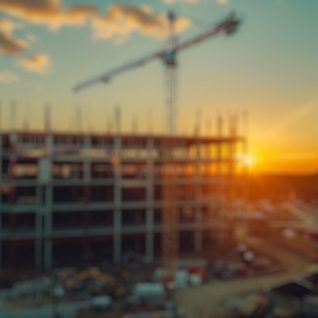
[18,53,51,73]
[26,32,38,44]
[92,3,191,41]
[163,0,200,4]
[216,0,229,5]
[0,2,191,43]
[0,70,19,83]
[0,17,23,32]
[0,0,96,30]
[185,0,200,4]
[0,18,28,55]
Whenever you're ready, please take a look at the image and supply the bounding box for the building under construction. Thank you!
[0,117,247,270]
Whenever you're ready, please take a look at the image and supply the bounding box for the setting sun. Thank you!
[237,154,255,168]
[243,154,254,167]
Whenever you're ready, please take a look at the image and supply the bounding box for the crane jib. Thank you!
[73,12,241,93]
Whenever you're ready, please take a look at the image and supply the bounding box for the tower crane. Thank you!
[74,11,241,132]
[73,11,242,281]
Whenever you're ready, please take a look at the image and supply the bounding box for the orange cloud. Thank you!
[163,0,200,4]
[0,17,23,32]
[0,70,19,83]
[216,0,229,5]
[0,18,28,55]
[92,3,191,40]
[19,53,51,73]
[0,0,96,30]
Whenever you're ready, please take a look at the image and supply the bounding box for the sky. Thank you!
[0,0,318,174]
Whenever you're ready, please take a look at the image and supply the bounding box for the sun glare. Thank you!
[241,154,254,168]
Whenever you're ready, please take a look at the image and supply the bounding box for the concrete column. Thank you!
[8,129,18,269]
[83,135,92,261]
[113,107,122,263]
[43,135,53,269]
[242,136,249,207]
[83,135,91,182]
[0,129,2,268]
[0,120,2,181]
[226,115,237,220]
[35,186,43,269]
[145,138,155,263]
[226,118,237,248]
[194,139,202,252]
[44,184,53,269]
[35,210,42,269]
[113,149,122,262]
[216,116,225,248]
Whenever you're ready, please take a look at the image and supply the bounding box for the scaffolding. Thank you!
[0,117,247,269]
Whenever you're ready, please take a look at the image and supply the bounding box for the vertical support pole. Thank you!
[227,114,237,248]
[83,135,91,181]
[194,112,202,252]
[43,105,53,269]
[162,139,178,280]
[239,111,250,237]
[9,100,17,269]
[205,118,212,176]
[205,132,214,252]
[0,101,2,269]
[113,106,122,263]
[242,111,249,207]
[131,115,138,135]
[161,11,178,281]
[146,137,155,263]
[35,192,43,269]
[44,184,53,270]
[216,114,224,248]
[0,100,2,181]
[83,134,92,262]
[35,156,44,269]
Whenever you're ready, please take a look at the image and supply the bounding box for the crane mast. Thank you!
[165,10,178,135]
[162,11,178,282]
[73,11,242,282]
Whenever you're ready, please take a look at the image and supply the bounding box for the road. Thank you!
[176,236,318,318]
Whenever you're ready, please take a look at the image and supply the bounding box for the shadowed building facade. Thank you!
[0,130,247,269]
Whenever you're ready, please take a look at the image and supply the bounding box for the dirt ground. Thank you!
[176,235,318,318]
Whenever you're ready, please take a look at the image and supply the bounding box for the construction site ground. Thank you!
[0,229,317,318]
[75,230,318,318]
[176,233,318,318]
